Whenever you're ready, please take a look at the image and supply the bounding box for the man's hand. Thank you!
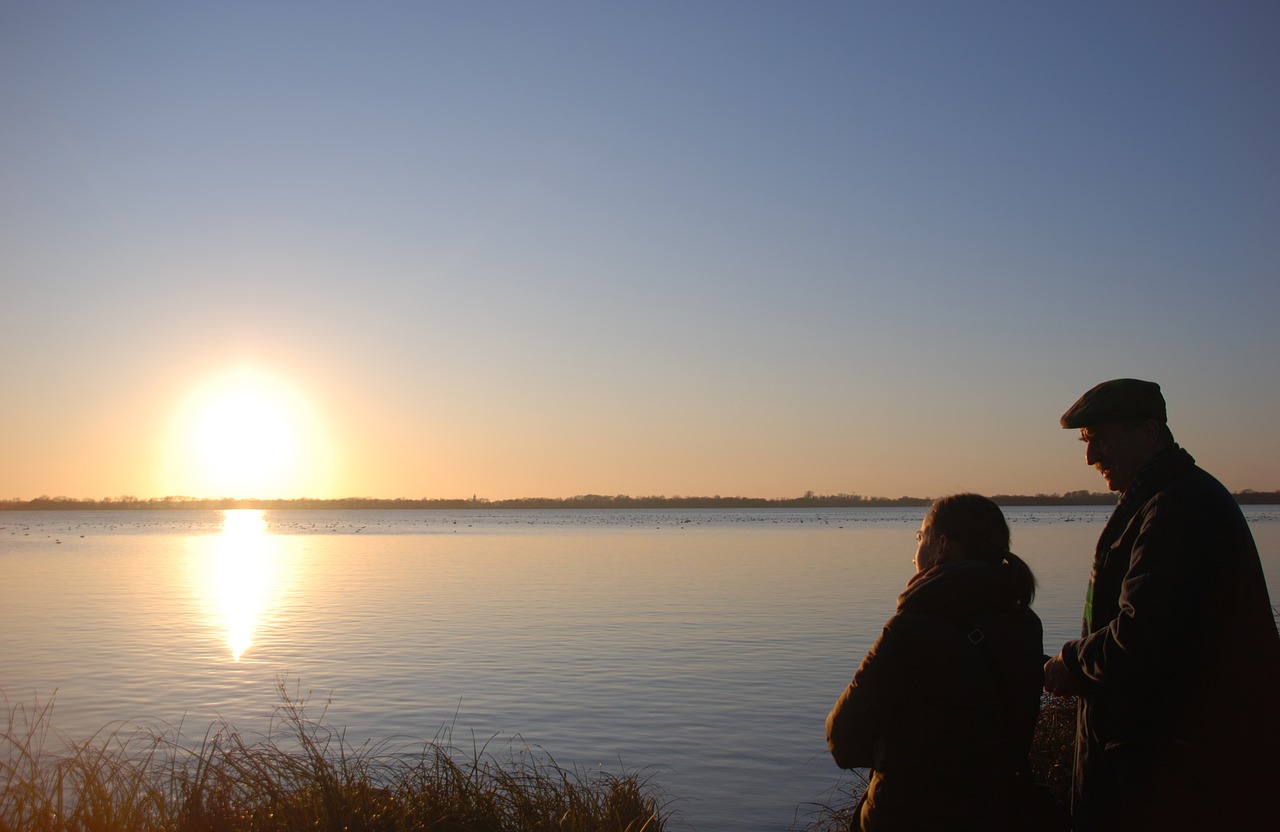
[1044,652,1080,697]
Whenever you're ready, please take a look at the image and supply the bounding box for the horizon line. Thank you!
[5,489,1278,510]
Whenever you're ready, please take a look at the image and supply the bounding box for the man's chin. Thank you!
[1103,475,1132,493]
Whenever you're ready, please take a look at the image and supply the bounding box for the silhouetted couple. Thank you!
[826,379,1280,831]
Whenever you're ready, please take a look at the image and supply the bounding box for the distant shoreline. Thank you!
[4,490,1279,511]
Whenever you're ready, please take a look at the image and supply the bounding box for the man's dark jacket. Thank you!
[1059,446,1280,831]
[827,559,1044,831]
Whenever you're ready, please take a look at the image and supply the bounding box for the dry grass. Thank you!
[1029,693,1076,807]
[0,683,667,832]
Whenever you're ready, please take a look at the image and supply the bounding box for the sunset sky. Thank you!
[3,2,1278,501]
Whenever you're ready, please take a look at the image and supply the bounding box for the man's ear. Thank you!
[1140,418,1164,448]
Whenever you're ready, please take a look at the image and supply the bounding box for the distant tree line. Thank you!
[3,490,1277,512]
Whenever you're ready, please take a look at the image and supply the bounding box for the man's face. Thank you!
[1079,420,1161,493]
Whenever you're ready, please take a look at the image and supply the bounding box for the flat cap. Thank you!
[1060,378,1166,428]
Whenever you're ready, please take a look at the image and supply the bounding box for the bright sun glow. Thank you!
[167,368,331,499]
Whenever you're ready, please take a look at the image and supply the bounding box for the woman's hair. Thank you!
[927,493,1037,608]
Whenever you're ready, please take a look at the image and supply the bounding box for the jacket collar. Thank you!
[1097,445,1196,557]
[898,559,1016,619]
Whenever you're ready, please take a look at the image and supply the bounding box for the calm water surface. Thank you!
[3,507,1279,831]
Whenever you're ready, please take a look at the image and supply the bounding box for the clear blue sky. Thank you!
[3,2,1277,500]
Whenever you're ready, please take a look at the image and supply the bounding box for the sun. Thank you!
[166,368,331,499]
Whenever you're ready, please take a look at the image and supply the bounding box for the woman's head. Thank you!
[923,493,1010,561]
[914,493,1036,606]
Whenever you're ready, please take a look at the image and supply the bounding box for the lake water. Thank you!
[3,507,1279,831]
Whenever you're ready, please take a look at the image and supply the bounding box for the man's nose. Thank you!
[1085,441,1102,466]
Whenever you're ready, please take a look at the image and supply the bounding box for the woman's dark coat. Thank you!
[826,559,1044,832]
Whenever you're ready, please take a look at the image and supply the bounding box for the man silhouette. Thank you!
[1043,378,1280,830]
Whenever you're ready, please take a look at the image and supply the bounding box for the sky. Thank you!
[2,1,1278,502]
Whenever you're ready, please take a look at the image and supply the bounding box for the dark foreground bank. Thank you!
[2,682,1077,832]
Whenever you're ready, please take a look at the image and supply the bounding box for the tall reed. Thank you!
[0,683,667,832]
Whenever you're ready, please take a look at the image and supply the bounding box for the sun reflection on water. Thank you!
[206,509,277,661]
